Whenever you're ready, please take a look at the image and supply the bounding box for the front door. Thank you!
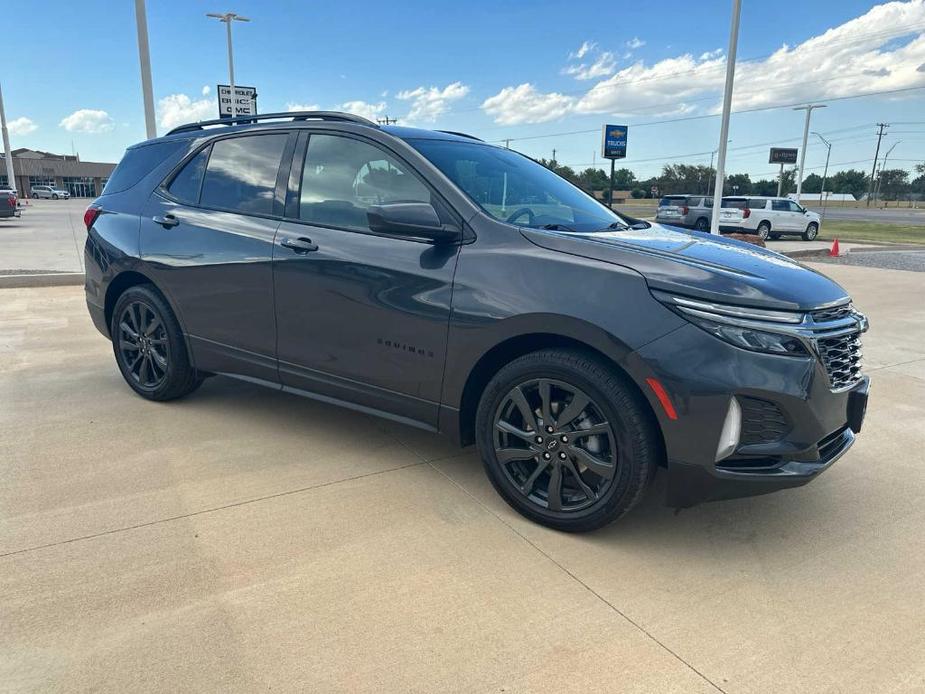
[273,132,460,427]
[141,131,292,382]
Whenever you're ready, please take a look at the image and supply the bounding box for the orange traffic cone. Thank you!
[829,238,840,257]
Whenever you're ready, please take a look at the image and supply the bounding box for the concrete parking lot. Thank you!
[2,262,924,692]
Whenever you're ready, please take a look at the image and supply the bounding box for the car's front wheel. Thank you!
[52,194,58,200]
[803,222,819,241]
[111,285,203,401]
[476,349,659,532]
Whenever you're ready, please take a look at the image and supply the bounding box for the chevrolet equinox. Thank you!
[84,111,870,531]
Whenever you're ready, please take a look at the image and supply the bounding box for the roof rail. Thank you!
[436,130,484,142]
[166,111,378,136]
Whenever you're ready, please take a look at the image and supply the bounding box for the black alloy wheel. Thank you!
[117,300,169,390]
[695,217,709,232]
[493,378,617,513]
[476,349,659,531]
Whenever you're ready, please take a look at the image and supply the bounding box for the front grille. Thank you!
[811,303,853,322]
[817,332,863,390]
[739,397,789,445]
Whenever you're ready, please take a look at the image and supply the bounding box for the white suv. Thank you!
[719,196,821,241]
[31,185,70,200]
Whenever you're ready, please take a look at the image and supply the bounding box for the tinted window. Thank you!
[688,197,703,207]
[748,199,767,210]
[788,201,804,212]
[772,200,789,211]
[167,146,210,204]
[200,134,288,215]
[659,196,686,206]
[103,140,186,195]
[299,134,430,230]
[722,198,747,209]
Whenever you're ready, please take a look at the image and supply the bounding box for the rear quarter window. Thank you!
[102,140,187,195]
[659,196,686,206]
[722,198,747,209]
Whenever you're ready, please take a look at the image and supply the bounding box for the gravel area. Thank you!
[811,249,925,272]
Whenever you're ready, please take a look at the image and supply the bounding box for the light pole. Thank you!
[0,82,16,193]
[134,0,157,139]
[709,0,741,235]
[207,12,250,118]
[793,104,826,203]
[875,141,901,205]
[812,132,832,223]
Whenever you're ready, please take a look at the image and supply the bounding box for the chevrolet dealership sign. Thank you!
[602,125,628,160]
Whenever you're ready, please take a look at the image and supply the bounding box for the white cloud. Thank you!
[286,102,321,112]
[481,83,576,125]
[563,51,617,80]
[482,1,925,124]
[201,85,211,96]
[157,94,213,129]
[626,37,646,50]
[8,117,37,135]
[396,82,469,122]
[59,109,114,134]
[337,100,386,121]
[570,40,596,60]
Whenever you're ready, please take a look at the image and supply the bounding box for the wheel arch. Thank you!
[104,270,187,339]
[454,332,666,466]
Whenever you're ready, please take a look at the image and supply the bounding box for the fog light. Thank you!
[715,397,742,462]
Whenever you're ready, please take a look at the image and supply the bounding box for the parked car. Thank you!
[0,188,17,218]
[655,194,714,231]
[720,196,821,241]
[31,185,70,200]
[83,111,869,531]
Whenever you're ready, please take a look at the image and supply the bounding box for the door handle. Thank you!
[281,236,319,254]
[153,214,179,228]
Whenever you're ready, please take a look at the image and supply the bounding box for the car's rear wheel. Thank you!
[756,221,771,240]
[111,285,203,401]
[803,222,819,241]
[476,349,659,532]
[694,217,709,232]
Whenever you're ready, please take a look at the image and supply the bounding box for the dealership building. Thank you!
[1,148,116,198]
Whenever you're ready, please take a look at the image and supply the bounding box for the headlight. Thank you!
[653,290,809,356]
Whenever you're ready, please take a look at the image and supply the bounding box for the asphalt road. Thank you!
[0,198,87,274]
[2,263,925,692]
[808,206,925,224]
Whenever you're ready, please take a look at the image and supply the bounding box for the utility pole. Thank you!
[551,148,556,164]
[207,12,251,118]
[875,140,901,204]
[710,0,741,235]
[707,141,730,195]
[813,132,832,223]
[134,0,157,139]
[866,123,889,207]
[793,104,826,203]
[503,138,511,149]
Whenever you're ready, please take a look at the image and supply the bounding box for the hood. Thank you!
[521,223,848,311]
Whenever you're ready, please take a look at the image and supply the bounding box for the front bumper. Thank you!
[623,323,869,508]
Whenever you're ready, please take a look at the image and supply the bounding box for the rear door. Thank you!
[140,131,294,382]
[770,199,794,230]
[272,131,460,426]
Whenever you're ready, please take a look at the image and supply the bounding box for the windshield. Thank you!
[409,138,628,232]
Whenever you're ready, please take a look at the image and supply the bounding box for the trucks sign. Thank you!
[769,147,798,164]
[602,125,628,159]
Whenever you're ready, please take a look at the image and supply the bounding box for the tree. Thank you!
[752,179,778,196]
[577,167,609,192]
[612,168,637,190]
[658,163,714,195]
[726,173,752,195]
[877,169,909,201]
[631,188,646,199]
[801,173,824,194]
[829,169,868,199]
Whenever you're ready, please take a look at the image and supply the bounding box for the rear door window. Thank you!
[749,199,767,210]
[103,140,186,195]
[771,200,789,211]
[166,146,210,204]
[199,134,288,216]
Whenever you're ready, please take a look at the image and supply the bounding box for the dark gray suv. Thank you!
[83,112,869,531]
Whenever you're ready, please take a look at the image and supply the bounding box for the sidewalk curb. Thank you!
[0,273,84,289]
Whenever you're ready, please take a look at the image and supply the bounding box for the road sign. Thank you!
[769,147,798,164]
[602,124,628,159]
[218,85,258,118]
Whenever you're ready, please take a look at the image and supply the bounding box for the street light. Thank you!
[0,82,16,192]
[812,132,832,223]
[709,0,742,235]
[875,141,901,205]
[793,104,826,203]
[134,0,157,139]
[207,11,250,118]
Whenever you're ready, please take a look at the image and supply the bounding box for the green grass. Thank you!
[816,221,925,245]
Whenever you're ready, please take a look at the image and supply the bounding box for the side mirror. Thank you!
[367,202,460,243]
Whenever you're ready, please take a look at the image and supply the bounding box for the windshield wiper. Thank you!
[541,223,578,232]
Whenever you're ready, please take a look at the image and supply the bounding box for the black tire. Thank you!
[475,348,659,532]
[110,285,203,401]
[694,217,709,232]
[756,221,771,240]
[802,222,819,241]
[52,194,58,200]
[769,232,781,240]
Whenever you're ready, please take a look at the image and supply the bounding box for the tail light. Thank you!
[681,206,689,215]
[743,208,751,219]
[7,195,14,208]
[84,205,102,230]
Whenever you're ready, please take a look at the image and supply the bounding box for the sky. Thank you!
[4,0,925,182]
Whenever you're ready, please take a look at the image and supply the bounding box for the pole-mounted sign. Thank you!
[602,124,628,208]
[218,84,258,118]
[769,147,798,164]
